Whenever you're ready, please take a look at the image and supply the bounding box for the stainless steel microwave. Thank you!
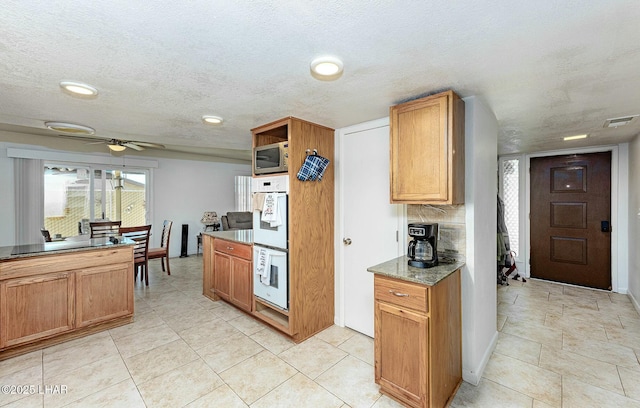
[254,141,289,175]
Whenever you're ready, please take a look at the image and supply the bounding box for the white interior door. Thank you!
[341,119,403,337]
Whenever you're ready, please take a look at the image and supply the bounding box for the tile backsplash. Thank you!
[407,204,466,260]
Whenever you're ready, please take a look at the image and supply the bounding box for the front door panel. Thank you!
[530,152,611,289]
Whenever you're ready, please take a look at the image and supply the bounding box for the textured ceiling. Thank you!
[1,1,639,161]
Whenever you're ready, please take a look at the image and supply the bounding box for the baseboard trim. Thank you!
[462,330,499,386]
[630,291,640,315]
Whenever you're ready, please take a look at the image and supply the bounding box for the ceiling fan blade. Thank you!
[123,142,145,151]
[85,140,106,145]
[131,141,165,149]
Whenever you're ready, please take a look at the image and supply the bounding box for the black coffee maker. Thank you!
[407,223,438,268]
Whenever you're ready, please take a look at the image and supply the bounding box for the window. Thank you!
[499,157,521,258]
[44,164,148,237]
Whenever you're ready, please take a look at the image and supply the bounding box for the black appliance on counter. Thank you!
[407,223,438,268]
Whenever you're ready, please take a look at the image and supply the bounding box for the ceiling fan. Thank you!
[43,122,165,152]
[93,138,166,152]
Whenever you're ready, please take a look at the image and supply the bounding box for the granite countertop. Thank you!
[0,236,135,261]
[203,230,253,245]
[367,255,465,286]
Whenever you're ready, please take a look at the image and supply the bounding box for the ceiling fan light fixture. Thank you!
[202,115,223,125]
[310,56,344,81]
[107,143,126,152]
[563,134,588,141]
[45,121,95,135]
[59,81,98,97]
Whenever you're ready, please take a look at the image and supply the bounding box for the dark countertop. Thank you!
[0,236,135,261]
[203,230,253,245]
[367,255,465,286]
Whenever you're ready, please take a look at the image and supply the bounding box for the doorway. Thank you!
[339,118,404,337]
[530,152,612,290]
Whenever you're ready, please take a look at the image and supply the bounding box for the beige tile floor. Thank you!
[0,257,638,407]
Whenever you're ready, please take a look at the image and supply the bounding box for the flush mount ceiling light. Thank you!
[563,134,588,141]
[603,115,638,128]
[44,121,95,135]
[310,56,344,81]
[59,81,98,97]
[202,115,223,125]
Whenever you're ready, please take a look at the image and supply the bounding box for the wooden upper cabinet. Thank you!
[390,90,465,204]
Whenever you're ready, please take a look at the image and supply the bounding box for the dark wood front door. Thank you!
[530,152,612,290]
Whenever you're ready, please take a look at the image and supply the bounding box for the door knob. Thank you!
[343,238,352,245]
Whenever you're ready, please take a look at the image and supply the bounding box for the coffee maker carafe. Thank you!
[407,223,438,268]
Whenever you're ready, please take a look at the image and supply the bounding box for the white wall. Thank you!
[629,135,640,310]
[461,96,499,385]
[151,157,250,257]
[0,141,251,255]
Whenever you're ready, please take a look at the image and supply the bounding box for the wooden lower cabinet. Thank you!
[0,272,75,348]
[0,246,134,356]
[229,256,252,311]
[374,270,461,408]
[75,263,134,328]
[203,237,253,313]
[376,302,429,406]
[213,251,231,300]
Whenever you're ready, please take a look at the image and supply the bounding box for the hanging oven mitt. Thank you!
[311,154,330,180]
[297,154,330,181]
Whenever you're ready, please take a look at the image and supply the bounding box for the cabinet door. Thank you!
[390,94,449,203]
[230,257,252,312]
[375,301,428,408]
[0,272,75,348]
[75,263,133,328]
[213,251,231,300]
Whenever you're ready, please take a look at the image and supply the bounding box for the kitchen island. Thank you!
[368,256,463,408]
[0,237,135,360]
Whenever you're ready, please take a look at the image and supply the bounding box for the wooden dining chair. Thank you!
[119,225,152,286]
[40,228,52,242]
[89,221,122,238]
[148,220,173,275]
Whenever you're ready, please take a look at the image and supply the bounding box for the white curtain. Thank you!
[234,176,252,211]
[14,158,44,245]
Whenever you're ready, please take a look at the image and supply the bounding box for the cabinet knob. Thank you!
[343,238,352,246]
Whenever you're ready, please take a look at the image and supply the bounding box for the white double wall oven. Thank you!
[252,175,289,310]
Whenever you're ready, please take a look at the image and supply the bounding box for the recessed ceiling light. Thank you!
[563,134,588,141]
[202,115,223,125]
[59,81,98,96]
[44,121,95,135]
[310,56,344,81]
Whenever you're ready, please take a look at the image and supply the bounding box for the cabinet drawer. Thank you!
[374,276,428,312]
[214,239,252,260]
